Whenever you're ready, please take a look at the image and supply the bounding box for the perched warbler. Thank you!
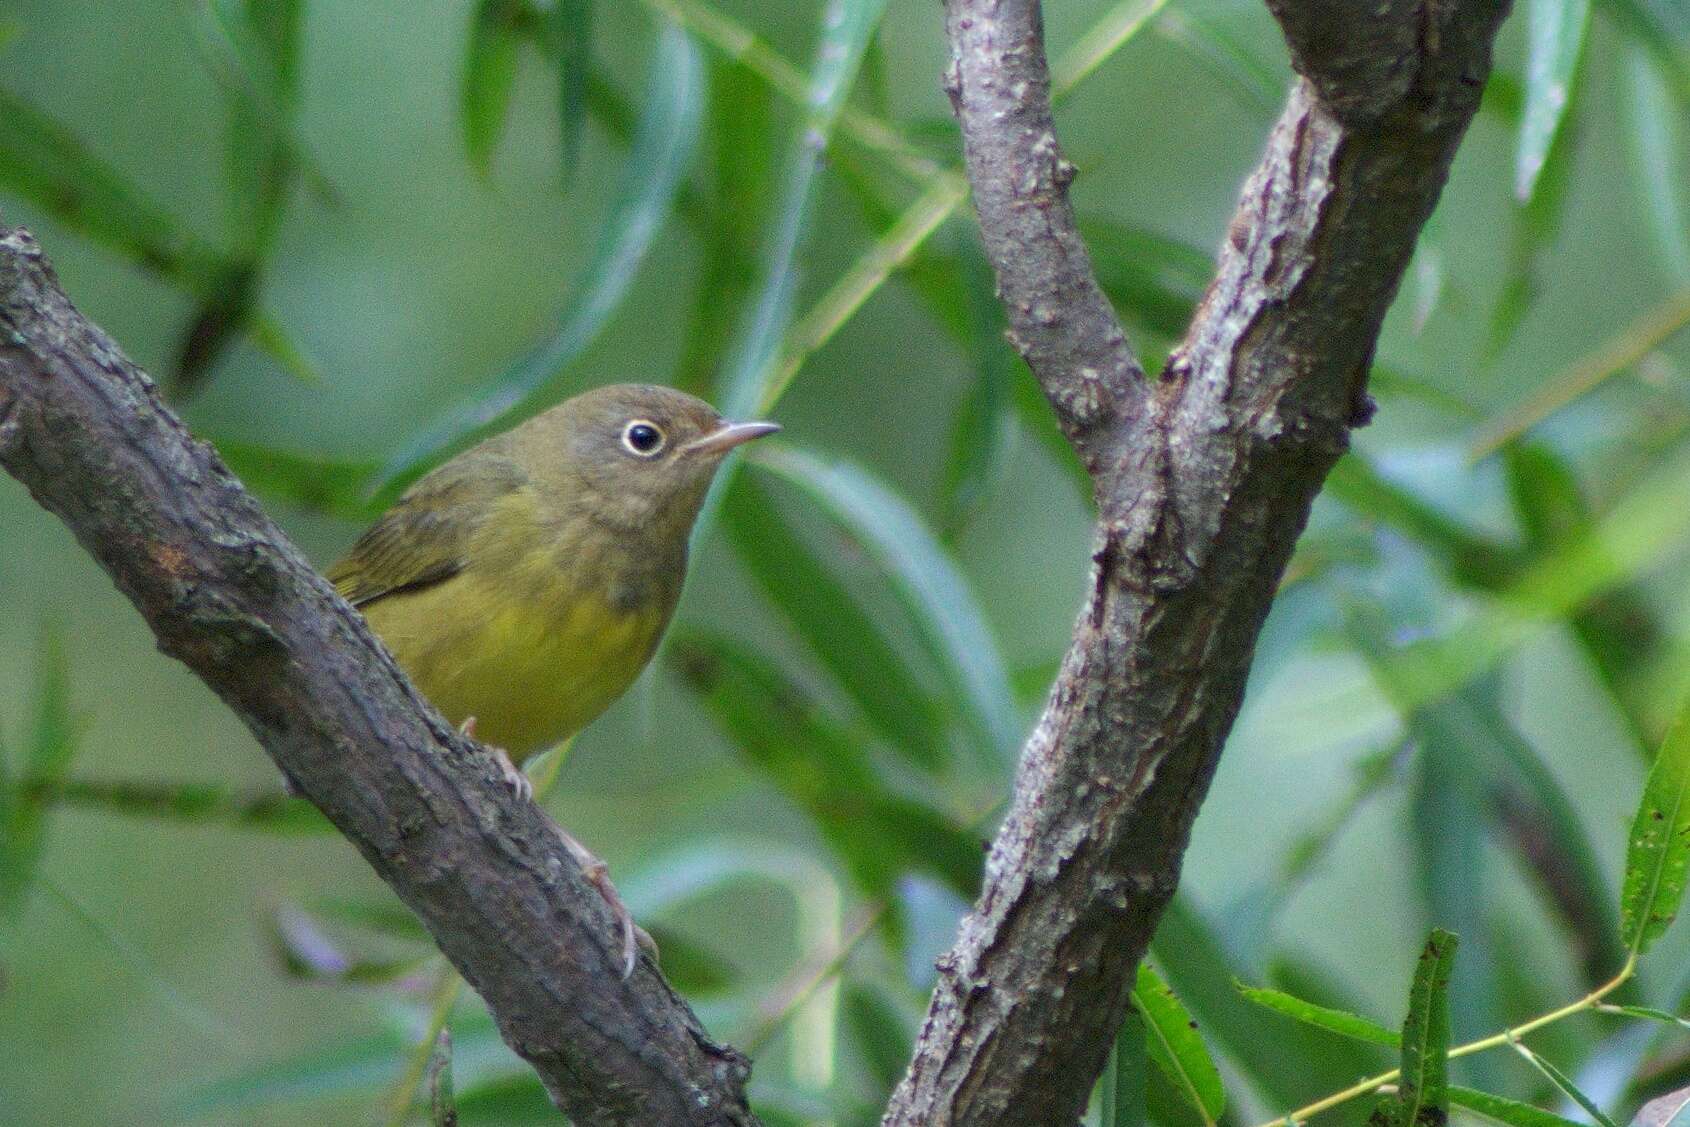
[328,383,778,972]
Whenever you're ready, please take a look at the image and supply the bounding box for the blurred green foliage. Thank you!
[4,0,1690,1124]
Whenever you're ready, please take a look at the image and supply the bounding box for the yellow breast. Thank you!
[361,569,667,762]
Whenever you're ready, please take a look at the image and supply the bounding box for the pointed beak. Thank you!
[683,420,781,457]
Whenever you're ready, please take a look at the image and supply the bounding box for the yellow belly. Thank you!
[361,572,666,761]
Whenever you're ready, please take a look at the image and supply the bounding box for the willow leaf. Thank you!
[1620,691,1690,957]
[1447,1086,1588,1127]
[1133,963,1225,1125]
[461,0,525,177]
[376,23,703,498]
[716,0,890,420]
[721,474,949,772]
[1235,982,1400,1046]
[749,445,1019,766]
[1519,0,1591,201]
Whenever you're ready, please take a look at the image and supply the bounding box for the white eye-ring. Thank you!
[622,419,666,457]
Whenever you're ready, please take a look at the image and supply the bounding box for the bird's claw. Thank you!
[556,826,654,979]
[460,716,532,802]
[492,746,532,802]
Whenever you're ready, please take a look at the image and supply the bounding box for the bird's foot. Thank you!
[459,716,532,802]
[490,746,532,802]
[554,824,655,979]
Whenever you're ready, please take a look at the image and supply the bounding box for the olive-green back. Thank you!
[328,456,529,608]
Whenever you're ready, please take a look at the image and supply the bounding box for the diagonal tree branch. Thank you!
[884,2,1512,1124]
[0,226,758,1126]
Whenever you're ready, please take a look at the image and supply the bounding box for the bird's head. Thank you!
[522,383,778,540]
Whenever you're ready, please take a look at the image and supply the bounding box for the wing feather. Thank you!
[328,455,529,608]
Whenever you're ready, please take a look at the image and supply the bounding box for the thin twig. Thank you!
[1254,959,1637,1127]
[1469,288,1690,459]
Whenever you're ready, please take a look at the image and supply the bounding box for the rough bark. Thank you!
[0,227,757,1125]
[882,2,1512,1124]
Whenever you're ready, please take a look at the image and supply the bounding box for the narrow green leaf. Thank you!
[750,445,1020,765]
[1519,0,1591,202]
[461,0,525,177]
[0,631,80,919]
[539,0,592,179]
[451,1074,555,1120]
[186,1033,409,1111]
[1369,366,1481,420]
[182,0,331,204]
[1078,215,1213,341]
[675,53,777,393]
[184,1006,510,1114]
[1107,1009,1148,1127]
[618,839,848,984]
[1596,1002,1690,1031]
[308,895,432,943]
[25,776,329,834]
[1153,897,1388,1107]
[24,630,76,782]
[844,982,914,1096]
[639,924,738,996]
[668,629,981,901]
[1506,1039,1619,1127]
[1377,929,1457,1127]
[1357,599,1615,1014]
[1490,76,1579,355]
[1478,698,1629,989]
[721,474,950,772]
[857,30,892,118]
[716,0,890,420]
[1356,445,1690,720]
[580,65,714,239]
[1620,691,1690,957]
[376,23,703,497]
[1447,1086,1588,1127]
[1600,0,1690,108]
[222,0,304,255]
[1153,9,1281,116]
[1506,442,1587,549]
[174,260,259,396]
[428,1030,457,1127]
[1503,441,1666,753]
[1326,454,1520,592]
[1408,691,1501,1084]
[0,87,230,292]
[1235,982,1400,1046]
[1050,0,1172,99]
[1132,963,1225,1125]
[941,228,1018,533]
[1622,46,1690,285]
[246,308,325,386]
[240,0,304,92]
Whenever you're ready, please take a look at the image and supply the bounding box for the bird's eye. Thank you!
[622,419,666,457]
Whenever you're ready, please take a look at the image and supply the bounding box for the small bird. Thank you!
[328,383,778,973]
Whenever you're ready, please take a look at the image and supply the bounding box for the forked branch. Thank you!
[883,2,1512,1123]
